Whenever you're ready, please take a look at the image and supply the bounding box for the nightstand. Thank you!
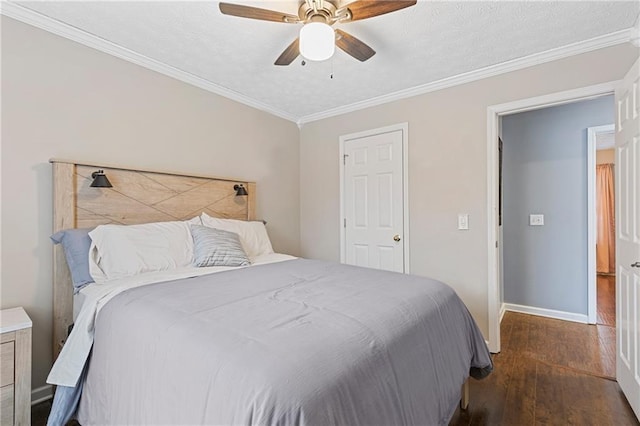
[0,307,32,426]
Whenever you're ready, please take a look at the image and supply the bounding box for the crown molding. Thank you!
[1,2,635,126]
[631,13,640,47]
[0,2,299,123]
[297,28,634,125]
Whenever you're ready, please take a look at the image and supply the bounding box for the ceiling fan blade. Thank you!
[341,0,417,22]
[219,3,299,23]
[335,29,375,62]
[275,38,300,66]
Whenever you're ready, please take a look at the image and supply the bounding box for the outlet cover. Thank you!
[529,214,544,226]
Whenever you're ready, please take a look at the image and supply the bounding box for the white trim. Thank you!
[31,384,53,406]
[0,2,298,123]
[499,303,506,324]
[587,124,615,324]
[402,123,410,274]
[0,2,633,126]
[339,123,410,274]
[587,126,597,324]
[487,81,619,117]
[297,29,633,125]
[631,13,640,47]
[339,139,345,263]
[486,81,618,354]
[503,303,589,324]
[486,107,501,354]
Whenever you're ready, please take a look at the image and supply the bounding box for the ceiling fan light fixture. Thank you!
[299,22,335,61]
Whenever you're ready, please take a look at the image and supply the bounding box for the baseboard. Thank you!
[499,303,507,323]
[503,303,588,324]
[31,384,53,405]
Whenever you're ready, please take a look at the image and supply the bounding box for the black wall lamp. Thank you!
[234,184,248,196]
[90,170,112,188]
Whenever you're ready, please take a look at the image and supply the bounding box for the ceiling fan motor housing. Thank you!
[298,1,345,25]
[219,1,418,65]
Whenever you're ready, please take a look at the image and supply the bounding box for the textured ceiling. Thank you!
[15,1,640,120]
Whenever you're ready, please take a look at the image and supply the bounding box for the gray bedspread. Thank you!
[77,259,492,425]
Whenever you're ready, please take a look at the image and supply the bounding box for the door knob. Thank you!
[393,235,401,242]
[632,262,640,268]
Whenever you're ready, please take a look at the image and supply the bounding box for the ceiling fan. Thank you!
[219,0,417,65]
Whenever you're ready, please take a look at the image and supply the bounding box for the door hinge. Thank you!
[495,241,499,248]
[344,218,346,228]
[343,154,349,165]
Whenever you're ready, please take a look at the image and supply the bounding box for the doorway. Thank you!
[486,81,619,353]
[339,123,409,273]
[499,95,614,327]
[590,124,617,327]
[489,60,640,419]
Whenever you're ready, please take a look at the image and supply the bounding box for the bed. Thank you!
[46,159,492,425]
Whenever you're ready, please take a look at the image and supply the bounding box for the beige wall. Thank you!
[1,17,300,393]
[2,12,638,398]
[597,148,615,164]
[299,43,639,340]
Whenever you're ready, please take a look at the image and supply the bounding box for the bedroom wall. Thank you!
[1,16,300,396]
[299,43,639,340]
[501,96,614,315]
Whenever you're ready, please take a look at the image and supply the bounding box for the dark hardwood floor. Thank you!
[33,312,637,426]
[32,399,53,426]
[597,274,616,327]
[450,312,637,426]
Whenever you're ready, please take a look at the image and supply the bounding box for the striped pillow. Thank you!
[190,225,251,267]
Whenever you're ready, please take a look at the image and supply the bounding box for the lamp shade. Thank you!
[90,170,112,188]
[234,184,248,196]
[299,22,335,61]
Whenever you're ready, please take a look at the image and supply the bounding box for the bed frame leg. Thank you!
[460,379,469,410]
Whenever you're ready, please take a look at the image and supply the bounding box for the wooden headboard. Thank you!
[50,159,256,359]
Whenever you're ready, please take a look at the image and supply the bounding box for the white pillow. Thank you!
[88,221,194,283]
[88,240,108,283]
[200,213,274,259]
[184,215,202,226]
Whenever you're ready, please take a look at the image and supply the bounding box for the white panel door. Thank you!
[616,57,640,420]
[343,129,404,272]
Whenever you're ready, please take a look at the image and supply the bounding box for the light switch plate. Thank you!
[529,214,544,226]
[458,213,469,230]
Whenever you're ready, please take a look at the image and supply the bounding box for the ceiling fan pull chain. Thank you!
[330,56,334,79]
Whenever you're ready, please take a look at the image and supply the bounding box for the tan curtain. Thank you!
[596,164,615,273]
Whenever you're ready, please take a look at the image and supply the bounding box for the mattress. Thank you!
[51,258,492,425]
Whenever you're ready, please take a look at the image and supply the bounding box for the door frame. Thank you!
[339,122,410,273]
[486,81,619,353]
[587,123,616,323]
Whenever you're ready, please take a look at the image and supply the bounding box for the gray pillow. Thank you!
[50,228,94,293]
[190,225,251,267]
